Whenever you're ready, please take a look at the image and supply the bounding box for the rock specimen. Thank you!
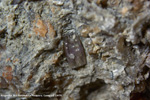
[0,0,150,100]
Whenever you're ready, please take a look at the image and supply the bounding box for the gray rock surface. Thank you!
[0,0,150,100]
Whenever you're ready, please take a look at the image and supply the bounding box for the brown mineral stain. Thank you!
[27,74,33,81]
[2,72,13,82]
[33,19,48,37]
[4,66,12,72]
[28,34,31,38]
[81,26,101,38]
[96,0,101,5]
[121,7,129,16]
[47,23,56,38]
[101,55,110,61]
[5,58,10,62]
[128,0,144,12]
[44,72,51,79]
[132,0,143,12]
[13,58,19,63]
[2,66,13,82]
[33,18,56,38]
[96,0,108,8]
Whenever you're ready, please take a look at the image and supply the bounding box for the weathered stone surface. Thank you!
[0,0,150,100]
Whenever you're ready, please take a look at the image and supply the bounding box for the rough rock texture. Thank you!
[0,0,150,100]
